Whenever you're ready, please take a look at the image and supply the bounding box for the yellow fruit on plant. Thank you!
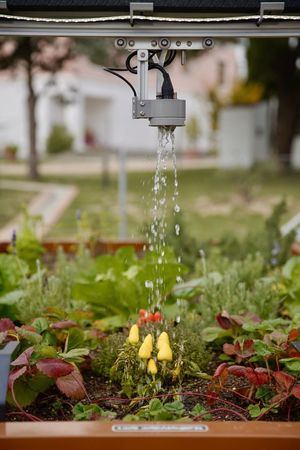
[147,358,158,376]
[157,343,173,362]
[138,342,152,359]
[157,331,170,350]
[128,324,139,344]
[144,334,153,351]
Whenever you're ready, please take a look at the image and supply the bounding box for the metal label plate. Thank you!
[112,424,209,433]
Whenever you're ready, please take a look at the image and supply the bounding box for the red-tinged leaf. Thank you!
[11,347,34,367]
[56,369,86,400]
[0,318,15,332]
[216,311,232,329]
[230,315,245,326]
[36,358,74,379]
[8,366,27,390]
[288,329,299,342]
[223,343,235,356]
[273,371,295,393]
[51,320,77,330]
[235,339,255,359]
[292,385,300,399]
[288,348,300,358]
[252,368,270,386]
[228,366,269,386]
[213,362,228,378]
[228,365,247,377]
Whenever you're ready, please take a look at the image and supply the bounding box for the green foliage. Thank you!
[73,402,117,421]
[218,200,294,268]
[175,259,280,328]
[12,268,73,324]
[92,319,210,398]
[124,399,186,422]
[46,124,74,154]
[166,213,201,271]
[123,399,212,422]
[9,210,44,272]
[72,246,187,322]
[91,332,125,378]
[281,256,300,316]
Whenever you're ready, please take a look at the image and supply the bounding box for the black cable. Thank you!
[103,68,137,97]
[104,50,176,99]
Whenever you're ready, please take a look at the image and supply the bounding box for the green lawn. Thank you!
[0,189,34,228]
[1,167,299,241]
[43,167,300,241]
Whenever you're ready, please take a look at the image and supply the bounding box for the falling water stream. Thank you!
[145,126,181,310]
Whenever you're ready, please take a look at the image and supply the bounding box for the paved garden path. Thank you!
[0,179,78,241]
[0,154,217,176]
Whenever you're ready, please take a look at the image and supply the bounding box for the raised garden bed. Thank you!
[1,222,300,449]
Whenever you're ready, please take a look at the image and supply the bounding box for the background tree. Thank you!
[247,38,300,169]
[0,37,73,179]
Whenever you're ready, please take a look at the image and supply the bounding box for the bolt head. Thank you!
[140,111,145,116]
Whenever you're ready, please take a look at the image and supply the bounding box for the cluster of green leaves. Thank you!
[72,398,211,422]
[9,210,44,272]
[1,307,99,408]
[124,399,211,422]
[71,246,186,327]
[172,254,280,328]
[207,311,300,419]
[166,201,294,274]
[280,256,300,317]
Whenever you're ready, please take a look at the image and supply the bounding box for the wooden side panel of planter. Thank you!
[0,421,300,450]
[0,240,146,255]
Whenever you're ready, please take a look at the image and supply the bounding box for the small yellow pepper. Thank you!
[128,324,139,344]
[144,334,153,352]
[157,343,173,362]
[157,331,170,350]
[138,342,152,359]
[147,358,158,376]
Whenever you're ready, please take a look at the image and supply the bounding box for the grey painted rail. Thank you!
[0,341,19,421]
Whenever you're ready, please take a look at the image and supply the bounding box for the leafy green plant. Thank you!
[73,402,116,421]
[46,124,74,154]
[9,210,44,272]
[72,246,187,325]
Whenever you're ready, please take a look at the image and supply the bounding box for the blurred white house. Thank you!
[0,43,246,159]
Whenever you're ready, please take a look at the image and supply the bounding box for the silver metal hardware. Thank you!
[257,2,285,26]
[130,2,153,26]
[133,98,186,127]
[117,37,214,51]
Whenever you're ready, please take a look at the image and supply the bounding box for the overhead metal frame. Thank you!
[0,14,300,37]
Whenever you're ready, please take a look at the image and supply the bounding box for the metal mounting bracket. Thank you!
[130,2,153,26]
[257,2,285,26]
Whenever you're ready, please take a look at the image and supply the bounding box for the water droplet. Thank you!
[145,280,154,289]
[175,224,180,236]
[174,204,180,213]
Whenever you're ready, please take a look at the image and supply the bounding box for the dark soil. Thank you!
[5,366,300,422]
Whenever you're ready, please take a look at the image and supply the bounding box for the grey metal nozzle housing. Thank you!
[133,97,186,127]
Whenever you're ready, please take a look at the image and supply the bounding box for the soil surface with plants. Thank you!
[1,203,300,423]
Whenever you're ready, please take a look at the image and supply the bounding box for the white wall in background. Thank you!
[219,102,271,169]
